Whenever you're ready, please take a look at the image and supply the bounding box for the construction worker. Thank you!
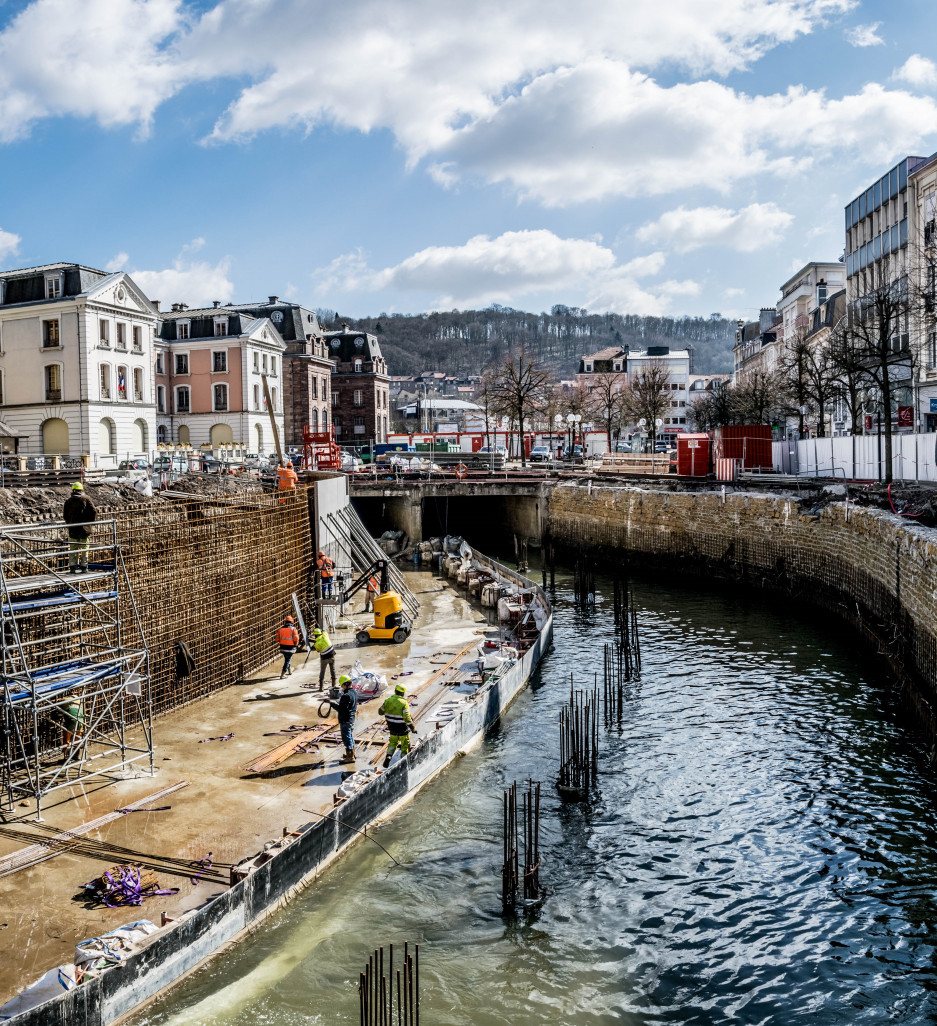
[317,550,335,598]
[313,626,337,687]
[276,615,300,677]
[379,683,417,768]
[364,573,380,612]
[63,481,96,573]
[330,674,358,763]
[277,460,297,495]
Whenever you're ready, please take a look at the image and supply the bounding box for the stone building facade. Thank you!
[222,298,333,446]
[326,326,390,447]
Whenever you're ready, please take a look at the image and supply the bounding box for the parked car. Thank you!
[615,441,632,453]
[478,445,508,456]
[152,455,188,474]
[529,445,551,463]
[118,458,151,479]
[654,441,671,453]
[564,445,584,463]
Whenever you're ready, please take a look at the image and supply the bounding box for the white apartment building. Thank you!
[909,154,937,431]
[777,262,845,346]
[0,263,158,457]
[627,346,692,431]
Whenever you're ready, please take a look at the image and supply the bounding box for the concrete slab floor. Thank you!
[0,569,491,1006]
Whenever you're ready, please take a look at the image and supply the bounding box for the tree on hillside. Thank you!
[622,361,671,449]
[488,351,551,466]
[586,372,627,451]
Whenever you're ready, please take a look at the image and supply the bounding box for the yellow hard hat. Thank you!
[71,481,84,491]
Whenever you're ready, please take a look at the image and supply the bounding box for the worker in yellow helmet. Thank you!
[379,683,417,768]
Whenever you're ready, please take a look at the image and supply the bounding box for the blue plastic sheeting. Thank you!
[3,660,121,704]
[2,589,117,613]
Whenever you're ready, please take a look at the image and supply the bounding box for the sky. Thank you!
[1,0,937,323]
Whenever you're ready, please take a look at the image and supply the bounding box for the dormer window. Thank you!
[45,274,63,300]
[214,318,228,337]
[177,321,190,340]
[354,359,363,373]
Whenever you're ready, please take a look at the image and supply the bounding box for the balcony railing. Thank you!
[45,389,62,402]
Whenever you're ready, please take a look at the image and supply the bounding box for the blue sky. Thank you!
[1,0,936,322]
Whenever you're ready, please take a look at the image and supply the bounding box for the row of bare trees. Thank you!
[692,260,933,482]
[477,353,676,465]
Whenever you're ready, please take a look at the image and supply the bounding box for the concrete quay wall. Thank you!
[545,482,937,734]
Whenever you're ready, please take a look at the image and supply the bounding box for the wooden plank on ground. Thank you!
[243,722,336,774]
[0,780,189,878]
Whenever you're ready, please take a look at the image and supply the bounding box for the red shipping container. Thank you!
[716,425,772,471]
[676,433,711,476]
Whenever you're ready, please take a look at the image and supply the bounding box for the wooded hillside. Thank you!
[316,306,735,377]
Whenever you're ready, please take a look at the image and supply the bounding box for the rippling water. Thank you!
[132,569,937,1026]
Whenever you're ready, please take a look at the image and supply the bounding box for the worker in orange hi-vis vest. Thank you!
[277,461,297,493]
[364,573,380,612]
[276,615,300,678]
[317,550,335,598]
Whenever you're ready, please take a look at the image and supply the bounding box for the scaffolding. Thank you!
[0,520,152,817]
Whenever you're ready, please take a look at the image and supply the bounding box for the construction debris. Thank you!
[82,865,179,908]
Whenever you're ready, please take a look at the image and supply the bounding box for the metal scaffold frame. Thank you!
[0,520,153,817]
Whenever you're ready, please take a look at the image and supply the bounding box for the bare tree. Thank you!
[488,350,551,466]
[778,327,840,438]
[586,372,626,451]
[730,370,787,426]
[622,360,671,449]
[689,379,734,432]
[843,264,916,483]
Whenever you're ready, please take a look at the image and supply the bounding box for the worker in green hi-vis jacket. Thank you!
[379,683,417,768]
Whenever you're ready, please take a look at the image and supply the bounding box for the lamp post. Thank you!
[554,414,563,459]
[565,412,575,458]
[574,414,582,452]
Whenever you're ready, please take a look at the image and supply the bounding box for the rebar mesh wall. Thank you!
[546,483,937,738]
[112,489,317,717]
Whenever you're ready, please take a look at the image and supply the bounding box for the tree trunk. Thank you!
[882,363,893,484]
[518,406,526,467]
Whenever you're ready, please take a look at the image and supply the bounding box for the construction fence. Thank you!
[773,432,937,482]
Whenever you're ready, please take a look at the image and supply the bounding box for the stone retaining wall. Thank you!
[545,482,937,736]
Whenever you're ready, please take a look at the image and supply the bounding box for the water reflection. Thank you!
[132,570,937,1026]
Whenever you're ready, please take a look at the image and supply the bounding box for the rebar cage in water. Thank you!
[558,679,599,797]
[359,941,419,1026]
[0,520,152,815]
[502,778,542,911]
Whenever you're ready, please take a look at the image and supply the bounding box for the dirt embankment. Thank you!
[800,482,937,527]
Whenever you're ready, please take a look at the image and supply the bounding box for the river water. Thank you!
[131,567,937,1026]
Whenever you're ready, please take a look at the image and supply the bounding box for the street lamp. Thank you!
[554,414,563,458]
[573,414,582,450]
[566,412,575,456]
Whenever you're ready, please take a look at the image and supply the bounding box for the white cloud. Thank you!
[313,229,689,314]
[126,242,234,307]
[194,0,854,155]
[0,0,186,143]
[893,54,937,90]
[105,252,129,272]
[434,63,937,205]
[723,287,745,297]
[636,202,793,253]
[845,22,883,47]
[0,228,22,261]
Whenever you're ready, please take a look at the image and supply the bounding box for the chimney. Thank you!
[268,295,278,304]
[213,300,221,308]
